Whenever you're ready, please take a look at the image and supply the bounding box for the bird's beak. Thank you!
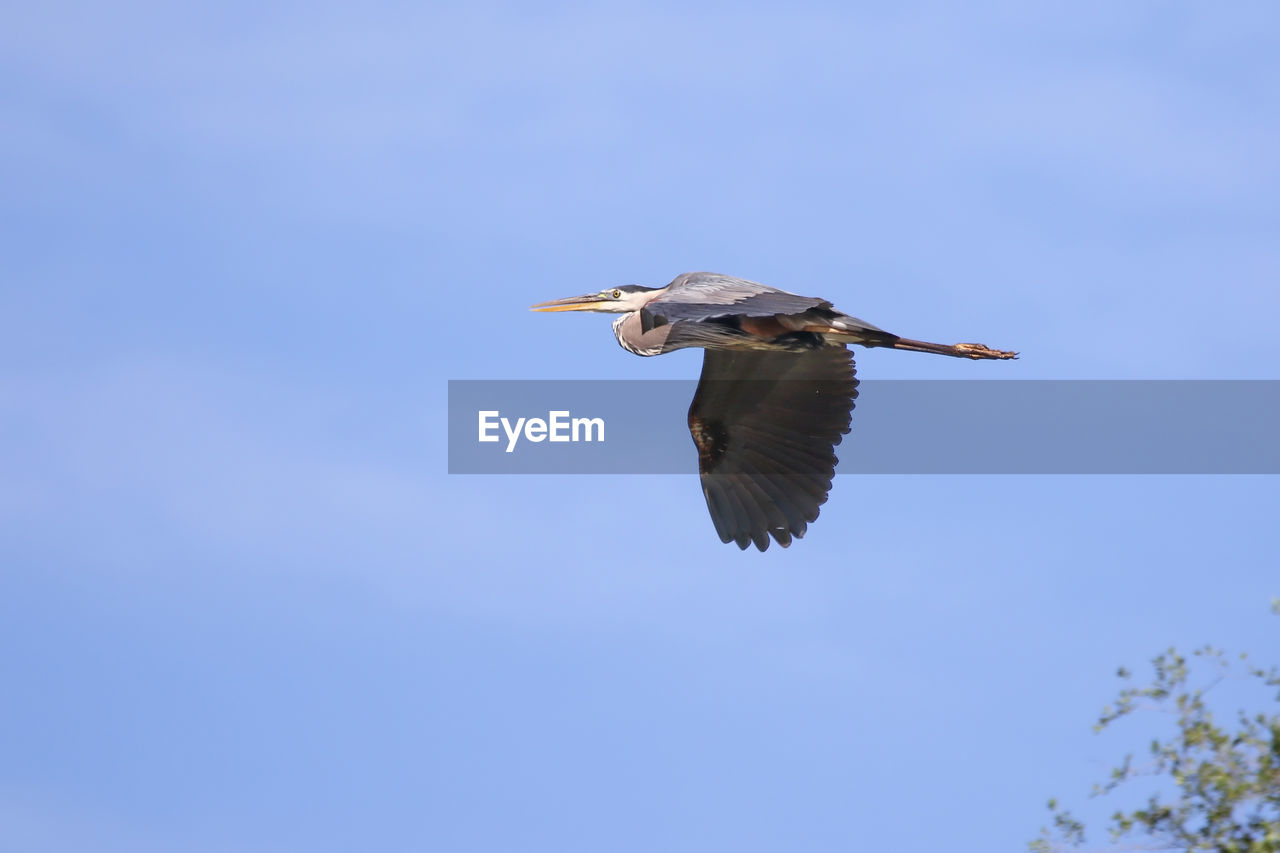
[530,293,609,312]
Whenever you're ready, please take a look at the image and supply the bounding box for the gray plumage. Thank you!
[641,272,832,326]
[532,271,1017,551]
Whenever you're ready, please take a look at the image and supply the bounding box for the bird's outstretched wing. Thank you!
[641,272,832,332]
[687,347,857,551]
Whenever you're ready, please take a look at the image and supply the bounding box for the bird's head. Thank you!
[530,285,660,314]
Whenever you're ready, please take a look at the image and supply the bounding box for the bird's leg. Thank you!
[884,337,1019,360]
[798,316,1018,360]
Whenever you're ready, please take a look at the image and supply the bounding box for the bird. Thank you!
[531,271,1016,551]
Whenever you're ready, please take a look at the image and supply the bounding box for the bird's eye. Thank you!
[611,289,622,299]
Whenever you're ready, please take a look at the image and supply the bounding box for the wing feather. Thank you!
[687,347,857,551]
[643,272,832,331]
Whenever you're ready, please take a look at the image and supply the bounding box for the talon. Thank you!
[952,342,1019,360]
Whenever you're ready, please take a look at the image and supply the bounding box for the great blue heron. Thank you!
[532,271,1016,551]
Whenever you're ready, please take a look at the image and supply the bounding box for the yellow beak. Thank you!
[529,293,610,312]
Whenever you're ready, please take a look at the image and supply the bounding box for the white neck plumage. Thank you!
[612,313,668,357]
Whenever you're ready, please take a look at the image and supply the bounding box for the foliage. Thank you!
[1031,601,1280,853]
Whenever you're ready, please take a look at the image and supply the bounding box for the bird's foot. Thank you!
[955,342,1019,360]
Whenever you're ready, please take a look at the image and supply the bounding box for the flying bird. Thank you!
[532,272,1016,551]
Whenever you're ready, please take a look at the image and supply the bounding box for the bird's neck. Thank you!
[613,313,669,357]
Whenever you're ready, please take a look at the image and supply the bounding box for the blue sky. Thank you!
[2,2,1278,850]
